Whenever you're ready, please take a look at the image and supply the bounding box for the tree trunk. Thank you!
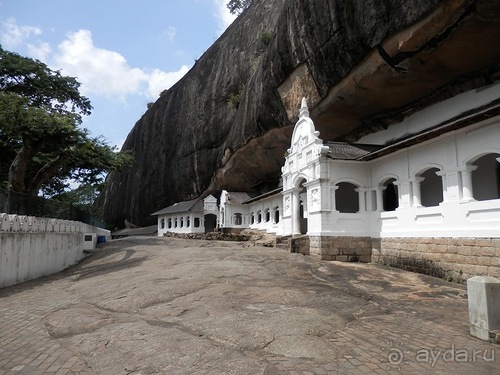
[26,154,66,195]
[8,144,34,193]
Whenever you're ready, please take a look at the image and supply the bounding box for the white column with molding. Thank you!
[460,165,477,202]
[411,177,424,207]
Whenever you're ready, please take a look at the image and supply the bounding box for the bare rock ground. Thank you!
[0,237,497,374]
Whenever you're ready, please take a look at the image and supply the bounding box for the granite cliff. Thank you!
[99,0,500,227]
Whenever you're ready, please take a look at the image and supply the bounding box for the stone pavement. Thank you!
[0,237,498,374]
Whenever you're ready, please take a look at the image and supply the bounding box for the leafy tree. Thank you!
[227,0,253,15]
[0,46,133,208]
[51,183,102,218]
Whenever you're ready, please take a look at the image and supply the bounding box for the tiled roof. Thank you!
[151,199,204,216]
[112,225,158,236]
[226,192,253,204]
[242,188,282,204]
[325,142,382,160]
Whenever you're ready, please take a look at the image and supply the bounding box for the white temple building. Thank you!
[153,83,500,280]
[152,195,218,236]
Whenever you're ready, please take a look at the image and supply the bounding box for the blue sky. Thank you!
[0,0,236,149]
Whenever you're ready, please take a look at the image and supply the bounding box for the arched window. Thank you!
[471,153,500,201]
[180,217,184,228]
[420,168,443,207]
[234,213,242,225]
[264,209,270,222]
[250,213,255,224]
[168,218,172,229]
[383,178,399,211]
[257,211,262,223]
[186,216,190,228]
[274,207,280,223]
[335,182,359,213]
[161,218,165,229]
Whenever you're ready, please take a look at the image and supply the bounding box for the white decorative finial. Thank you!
[299,97,309,119]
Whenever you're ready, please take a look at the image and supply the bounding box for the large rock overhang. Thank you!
[310,0,500,142]
[205,0,500,196]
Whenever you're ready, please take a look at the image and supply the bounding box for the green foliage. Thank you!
[52,183,102,217]
[227,93,241,110]
[259,32,273,48]
[0,46,133,199]
[251,54,263,74]
[227,0,253,15]
[251,32,273,74]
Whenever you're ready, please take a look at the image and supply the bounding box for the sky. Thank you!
[0,0,237,150]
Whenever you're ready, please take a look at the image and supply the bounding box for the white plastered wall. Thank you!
[281,90,500,239]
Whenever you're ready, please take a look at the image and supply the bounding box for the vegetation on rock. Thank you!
[227,0,253,15]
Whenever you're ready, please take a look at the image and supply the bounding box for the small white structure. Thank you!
[152,195,218,236]
[218,190,284,234]
[467,276,500,341]
[219,191,252,233]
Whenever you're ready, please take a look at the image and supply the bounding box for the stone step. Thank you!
[275,243,290,250]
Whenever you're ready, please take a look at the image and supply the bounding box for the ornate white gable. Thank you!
[282,98,329,186]
[289,98,321,154]
[203,194,218,213]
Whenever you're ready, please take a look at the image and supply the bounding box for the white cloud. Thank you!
[0,20,189,101]
[162,26,177,42]
[0,17,42,48]
[27,41,52,61]
[54,29,147,99]
[53,29,187,100]
[147,66,190,99]
[213,0,237,35]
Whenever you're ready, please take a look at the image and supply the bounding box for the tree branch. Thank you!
[26,154,67,195]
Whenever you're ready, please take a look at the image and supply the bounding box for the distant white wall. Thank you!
[157,213,205,236]
[219,191,251,231]
[0,214,110,288]
[247,194,283,235]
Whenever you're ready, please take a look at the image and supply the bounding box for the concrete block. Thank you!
[467,276,500,341]
[83,233,97,250]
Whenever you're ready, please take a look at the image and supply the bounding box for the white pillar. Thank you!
[366,189,373,212]
[331,185,339,212]
[292,188,301,235]
[436,171,448,202]
[411,177,424,207]
[461,166,477,201]
[355,188,366,213]
[376,187,384,212]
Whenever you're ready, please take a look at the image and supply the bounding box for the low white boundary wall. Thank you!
[0,213,110,288]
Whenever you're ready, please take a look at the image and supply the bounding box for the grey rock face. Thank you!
[100,0,500,227]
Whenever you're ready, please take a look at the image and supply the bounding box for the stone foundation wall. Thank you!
[163,231,250,241]
[309,236,372,262]
[221,227,244,234]
[372,237,500,283]
[290,236,309,255]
